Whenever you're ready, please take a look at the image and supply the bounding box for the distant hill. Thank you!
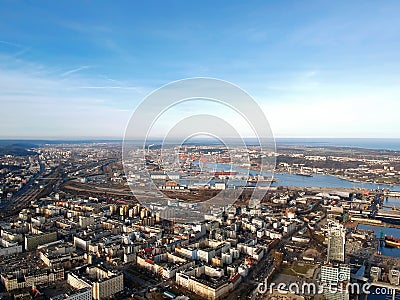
[0,141,38,156]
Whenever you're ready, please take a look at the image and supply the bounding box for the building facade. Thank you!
[327,221,346,263]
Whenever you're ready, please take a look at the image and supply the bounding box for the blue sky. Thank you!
[1,1,400,138]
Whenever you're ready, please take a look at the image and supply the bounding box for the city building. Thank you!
[321,265,351,284]
[176,265,241,300]
[68,266,123,300]
[326,221,346,263]
[50,287,92,300]
[1,268,64,291]
[24,231,58,251]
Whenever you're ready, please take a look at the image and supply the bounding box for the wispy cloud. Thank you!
[0,57,146,138]
[0,40,31,58]
[79,86,144,92]
[61,65,91,77]
[0,40,22,48]
[57,20,112,35]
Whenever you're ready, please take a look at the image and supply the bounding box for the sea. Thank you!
[140,137,400,150]
[276,138,400,151]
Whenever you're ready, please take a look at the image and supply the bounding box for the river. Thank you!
[382,197,400,210]
[269,173,400,191]
[188,162,400,190]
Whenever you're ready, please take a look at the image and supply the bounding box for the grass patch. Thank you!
[292,262,315,274]
[280,262,317,278]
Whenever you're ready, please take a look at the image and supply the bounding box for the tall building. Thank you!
[327,221,346,263]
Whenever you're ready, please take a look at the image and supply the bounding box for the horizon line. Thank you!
[2,137,400,141]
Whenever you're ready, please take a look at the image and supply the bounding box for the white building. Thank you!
[321,265,350,284]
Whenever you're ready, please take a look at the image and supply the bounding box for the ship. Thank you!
[214,171,237,176]
[295,172,313,177]
[385,236,400,248]
[247,175,278,184]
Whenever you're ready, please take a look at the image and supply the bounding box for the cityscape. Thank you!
[0,141,399,300]
[1,2,400,300]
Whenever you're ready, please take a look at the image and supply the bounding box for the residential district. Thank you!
[0,142,399,300]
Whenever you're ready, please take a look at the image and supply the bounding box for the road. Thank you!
[0,156,58,219]
[0,155,44,209]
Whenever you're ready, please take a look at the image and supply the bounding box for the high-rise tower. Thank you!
[327,221,346,263]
